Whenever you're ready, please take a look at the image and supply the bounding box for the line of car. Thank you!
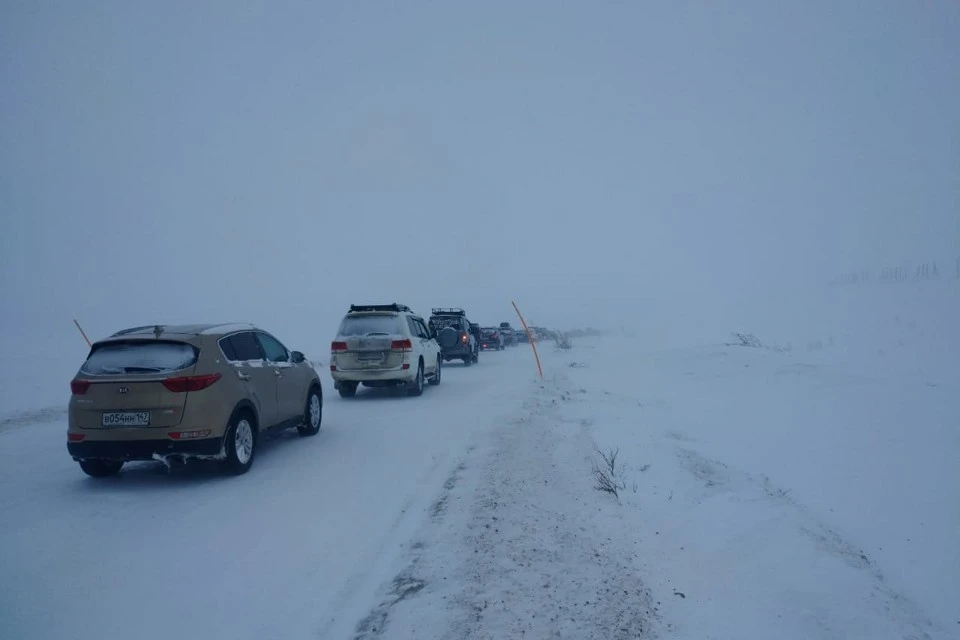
[328,304,534,398]
[65,304,557,479]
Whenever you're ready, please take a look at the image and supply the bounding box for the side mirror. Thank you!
[291,351,306,364]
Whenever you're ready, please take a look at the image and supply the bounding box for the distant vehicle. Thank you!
[499,322,517,346]
[429,308,480,366]
[330,303,441,398]
[514,326,530,343]
[479,327,504,351]
[67,323,323,478]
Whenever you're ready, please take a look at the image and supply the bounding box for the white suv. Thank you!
[330,304,442,398]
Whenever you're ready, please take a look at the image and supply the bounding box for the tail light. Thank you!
[162,373,221,393]
[71,380,91,395]
[391,339,412,352]
[460,332,468,344]
[68,433,85,442]
[168,430,211,440]
[331,341,348,353]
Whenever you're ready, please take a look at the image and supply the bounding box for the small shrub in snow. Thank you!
[555,333,573,351]
[729,332,762,348]
[592,447,627,498]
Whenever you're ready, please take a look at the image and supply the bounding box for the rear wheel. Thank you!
[297,386,323,437]
[338,382,358,398]
[223,412,256,475]
[78,459,123,478]
[429,356,442,386]
[408,362,425,396]
[462,354,472,367]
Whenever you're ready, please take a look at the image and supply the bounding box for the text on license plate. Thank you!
[102,411,151,427]
[357,352,384,361]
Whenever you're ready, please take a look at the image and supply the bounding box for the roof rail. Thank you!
[349,303,411,313]
[431,307,466,316]
[111,325,162,337]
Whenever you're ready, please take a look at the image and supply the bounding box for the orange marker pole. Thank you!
[511,300,543,379]
[73,318,92,348]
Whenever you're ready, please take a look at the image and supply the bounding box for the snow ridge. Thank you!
[351,372,657,639]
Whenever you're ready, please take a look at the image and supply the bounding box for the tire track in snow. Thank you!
[673,447,940,640]
[0,406,66,434]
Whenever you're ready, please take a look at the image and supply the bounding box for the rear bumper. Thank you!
[480,342,500,350]
[68,437,223,462]
[441,345,472,359]
[331,367,415,384]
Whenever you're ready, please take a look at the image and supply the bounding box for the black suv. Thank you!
[429,308,480,366]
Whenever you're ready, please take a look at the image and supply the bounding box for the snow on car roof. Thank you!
[199,323,258,335]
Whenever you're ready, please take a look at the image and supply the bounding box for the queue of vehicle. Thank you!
[64,303,547,478]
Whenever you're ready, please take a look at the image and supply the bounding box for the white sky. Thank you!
[2,1,958,348]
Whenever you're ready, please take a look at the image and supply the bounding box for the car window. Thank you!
[430,316,460,331]
[417,319,431,338]
[81,341,198,375]
[338,314,404,336]
[406,316,420,338]
[256,332,289,363]
[219,337,238,361]
[221,332,264,362]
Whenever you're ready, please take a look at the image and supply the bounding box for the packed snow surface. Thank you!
[1,283,957,639]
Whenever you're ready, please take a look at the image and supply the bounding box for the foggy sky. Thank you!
[2,0,958,348]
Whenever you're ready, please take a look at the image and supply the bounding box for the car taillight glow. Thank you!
[168,430,211,440]
[71,380,91,395]
[68,433,85,442]
[460,332,468,344]
[331,341,348,353]
[162,373,221,393]
[391,339,412,352]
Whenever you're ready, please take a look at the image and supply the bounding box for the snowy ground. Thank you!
[1,283,957,640]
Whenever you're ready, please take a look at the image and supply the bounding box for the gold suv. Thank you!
[67,323,323,477]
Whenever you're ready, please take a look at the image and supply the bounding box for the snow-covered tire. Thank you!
[429,356,441,386]
[223,412,256,475]
[297,386,322,437]
[408,362,425,396]
[78,459,123,478]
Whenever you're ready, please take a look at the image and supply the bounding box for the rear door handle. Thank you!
[275,369,283,377]
[238,372,251,381]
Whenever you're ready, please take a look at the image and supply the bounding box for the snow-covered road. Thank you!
[0,347,542,640]
[2,290,957,640]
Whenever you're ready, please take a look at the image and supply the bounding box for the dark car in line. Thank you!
[479,327,504,351]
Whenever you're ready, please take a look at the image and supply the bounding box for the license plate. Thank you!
[102,411,150,427]
[357,352,384,362]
